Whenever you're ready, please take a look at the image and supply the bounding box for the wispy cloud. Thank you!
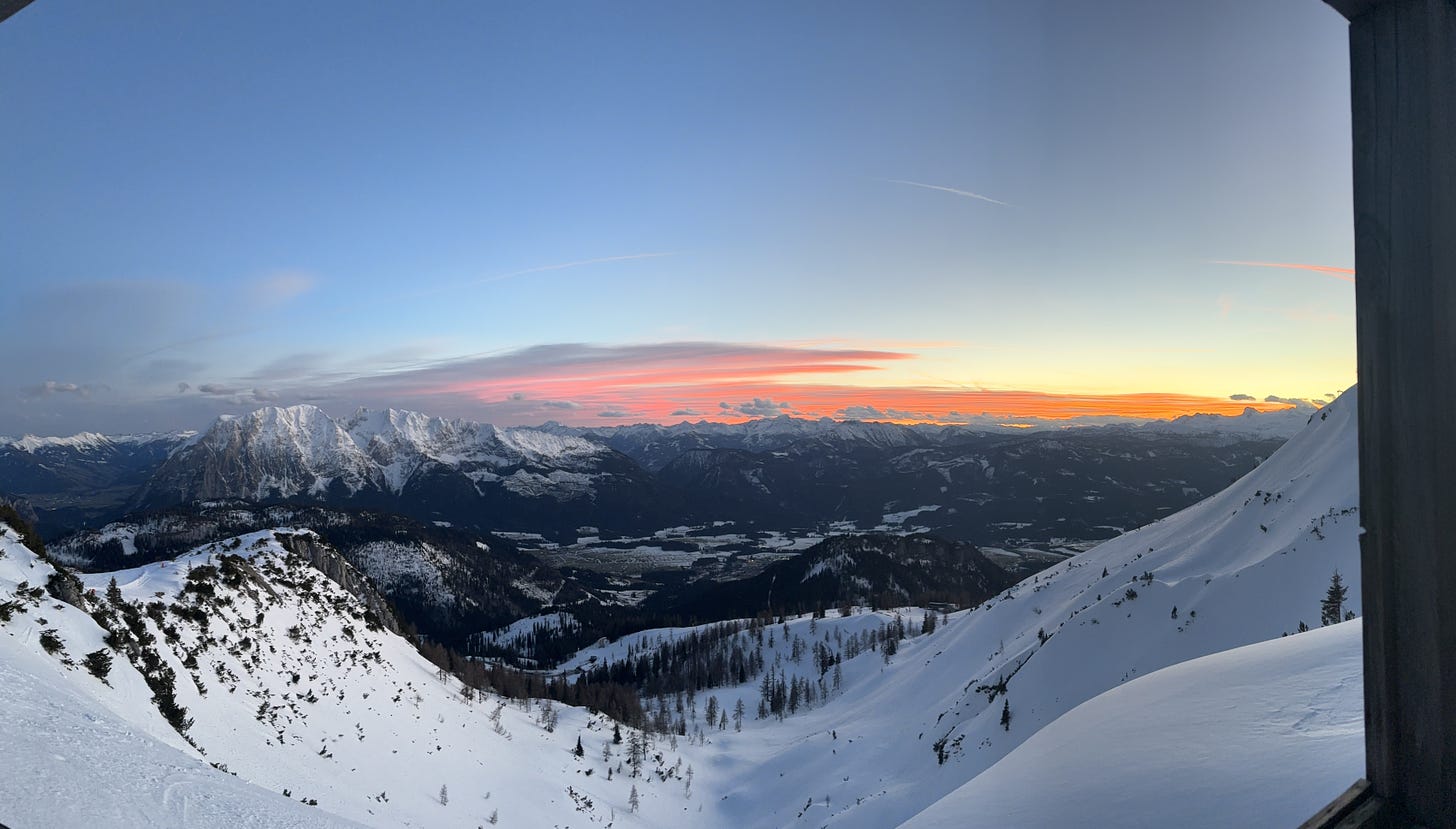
[1211,261,1355,282]
[24,381,93,398]
[882,179,1008,207]
[252,270,318,305]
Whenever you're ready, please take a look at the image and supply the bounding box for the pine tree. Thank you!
[629,784,640,812]
[439,784,448,805]
[1321,570,1349,626]
[613,722,622,744]
[83,648,113,682]
[105,577,123,606]
[1000,698,1011,732]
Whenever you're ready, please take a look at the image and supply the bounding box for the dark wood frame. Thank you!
[1310,0,1456,826]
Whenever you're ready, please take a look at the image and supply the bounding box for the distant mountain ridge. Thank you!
[4,403,1304,545]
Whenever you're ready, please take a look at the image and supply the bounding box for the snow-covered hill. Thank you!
[903,619,1363,829]
[0,526,709,828]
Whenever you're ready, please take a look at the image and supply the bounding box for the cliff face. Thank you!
[275,531,401,635]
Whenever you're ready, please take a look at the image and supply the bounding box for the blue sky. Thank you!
[1,0,1355,433]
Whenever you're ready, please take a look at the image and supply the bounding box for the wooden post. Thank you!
[0,0,37,24]
[1325,0,1456,823]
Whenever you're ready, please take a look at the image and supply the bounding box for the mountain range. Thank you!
[5,404,1299,549]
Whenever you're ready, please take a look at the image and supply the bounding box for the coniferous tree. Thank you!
[1321,570,1349,626]
[1000,698,1011,732]
[83,648,113,682]
[574,735,584,757]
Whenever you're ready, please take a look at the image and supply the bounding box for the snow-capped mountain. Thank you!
[0,430,192,530]
[1138,403,1320,440]
[134,405,668,535]
[145,405,382,501]
[5,403,1294,551]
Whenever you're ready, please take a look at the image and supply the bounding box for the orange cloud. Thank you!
[1211,261,1355,282]
[336,341,1294,425]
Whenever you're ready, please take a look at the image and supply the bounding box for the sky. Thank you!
[0,0,1356,435]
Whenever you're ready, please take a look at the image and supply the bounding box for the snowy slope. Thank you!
[904,620,1363,829]
[554,386,1361,828]
[0,527,716,828]
[0,525,362,828]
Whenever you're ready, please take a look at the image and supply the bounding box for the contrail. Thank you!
[1211,260,1355,282]
[882,179,1008,207]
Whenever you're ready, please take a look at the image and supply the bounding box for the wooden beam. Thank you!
[1325,0,1388,20]
[0,0,36,25]
[1326,0,1456,822]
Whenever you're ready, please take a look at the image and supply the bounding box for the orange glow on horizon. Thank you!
[447,378,1295,425]
[391,340,1308,425]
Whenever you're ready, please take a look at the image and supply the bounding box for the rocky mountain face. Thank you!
[132,405,672,536]
[48,503,566,650]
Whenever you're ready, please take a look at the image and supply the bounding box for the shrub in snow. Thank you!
[39,628,65,655]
